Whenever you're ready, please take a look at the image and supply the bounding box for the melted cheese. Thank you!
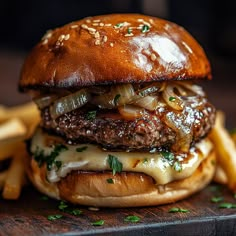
[31,128,212,184]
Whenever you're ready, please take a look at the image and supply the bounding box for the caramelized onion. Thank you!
[34,95,58,109]
[50,89,90,119]
[176,82,205,97]
[162,84,184,111]
[138,85,159,97]
[92,84,136,108]
[118,105,145,120]
[92,93,116,109]
[164,111,193,152]
[112,84,135,105]
[133,96,158,111]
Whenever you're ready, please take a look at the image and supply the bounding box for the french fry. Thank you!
[0,102,40,128]
[0,102,40,200]
[0,170,7,190]
[232,133,236,146]
[0,118,27,161]
[210,111,236,192]
[25,118,40,139]
[0,118,26,142]
[0,141,23,161]
[2,143,27,200]
[213,164,228,185]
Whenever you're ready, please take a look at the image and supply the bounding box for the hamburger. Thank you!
[19,14,216,207]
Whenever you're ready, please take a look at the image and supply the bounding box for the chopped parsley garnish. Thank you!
[91,220,104,226]
[106,178,114,184]
[46,144,68,171]
[58,201,82,216]
[47,214,63,221]
[161,151,182,172]
[34,147,45,167]
[141,24,150,33]
[114,94,121,106]
[70,209,83,216]
[115,22,124,28]
[107,154,123,175]
[127,28,132,34]
[76,146,88,152]
[58,201,68,211]
[124,215,140,223]
[86,110,97,120]
[169,96,176,102]
[173,161,182,172]
[55,160,62,170]
[211,196,224,203]
[161,151,174,162]
[168,207,189,213]
[142,158,148,164]
[219,203,236,209]
[33,144,68,171]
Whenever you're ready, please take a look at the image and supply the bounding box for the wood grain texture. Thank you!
[0,184,236,236]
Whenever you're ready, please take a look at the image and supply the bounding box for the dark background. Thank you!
[0,0,235,127]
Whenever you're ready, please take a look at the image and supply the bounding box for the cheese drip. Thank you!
[31,128,212,184]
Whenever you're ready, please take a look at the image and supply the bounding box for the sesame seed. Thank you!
[105,23,112,26]
[58,34,65,41]
[86,19,91,23]
[110,43,114,47]
[95,39,101,45]
[123,22,130,27]
[99,23,104,26]
[103,35,108,42]
[151,53,157,61]
[94,31,100,38]
[87,28,96,33]
[64,34,70,40]
[114,21,130,29]
[92,23,99,26]
[149,19,154,24]
[143,21,151,27]
[42,39,48,45]
[70,25,78,29]
[42,30,53,40]
[81,24,88,29]
[56,41,63,46]
[93,19,101,23]
[124,33,134,37]
[137,19,151,27]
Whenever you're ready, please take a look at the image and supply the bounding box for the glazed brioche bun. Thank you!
[27,149,216,207]
[19,14,211,92]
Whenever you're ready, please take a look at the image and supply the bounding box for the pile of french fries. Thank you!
[210,111,236,192]
[0,101,235,200]
[0,102,40,199]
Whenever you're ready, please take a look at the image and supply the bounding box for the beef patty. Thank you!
[40,96,215,151]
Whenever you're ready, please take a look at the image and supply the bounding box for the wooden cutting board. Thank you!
[0,184,236,236]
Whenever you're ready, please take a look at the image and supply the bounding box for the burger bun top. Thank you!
[19,14,211,91]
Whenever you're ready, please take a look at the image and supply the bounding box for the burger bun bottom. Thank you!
[27,149,216,207]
